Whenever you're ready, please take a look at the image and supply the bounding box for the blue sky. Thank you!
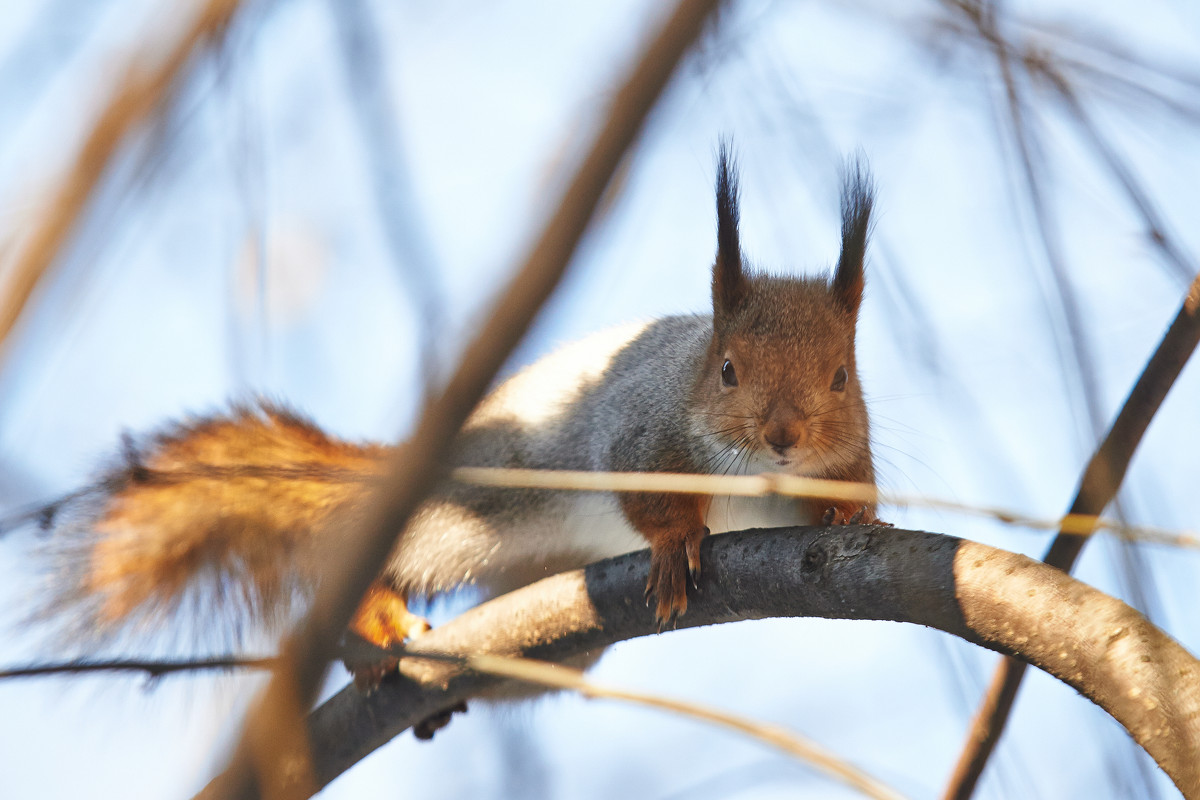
[1,1,1199,798]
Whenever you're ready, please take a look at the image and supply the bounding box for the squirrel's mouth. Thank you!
[772,448,821,475]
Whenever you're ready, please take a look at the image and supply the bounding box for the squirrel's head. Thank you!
[696,144,873,478]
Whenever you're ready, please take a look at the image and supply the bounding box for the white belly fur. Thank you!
[552,490,803,559]
[467,489,803,598]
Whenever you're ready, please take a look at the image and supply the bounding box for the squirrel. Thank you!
[37,144,877,692]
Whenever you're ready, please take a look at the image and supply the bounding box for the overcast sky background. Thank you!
[1,0,1200,798]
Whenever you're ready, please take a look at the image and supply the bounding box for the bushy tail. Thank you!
[39,402,392,652]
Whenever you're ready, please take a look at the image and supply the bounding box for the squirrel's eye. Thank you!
[721,359,738,387]
[830,366,848,392]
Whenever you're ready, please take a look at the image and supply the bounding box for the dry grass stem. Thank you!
[416,652,912,800]
[451,467,1199,549]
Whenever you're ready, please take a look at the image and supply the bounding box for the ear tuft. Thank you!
[713,139,748,320]
[833,155,874,314]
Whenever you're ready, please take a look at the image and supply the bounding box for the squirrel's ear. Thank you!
[713,141,748,320]
[832,156,874,315]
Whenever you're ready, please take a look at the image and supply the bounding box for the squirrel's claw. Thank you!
[645,526,708,629]
[822,505,885,527]
[645,554,687,627]
[686,530,705,589]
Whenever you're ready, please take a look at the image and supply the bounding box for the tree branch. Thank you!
[944,267,1200,800]
[188,525,1200,798]
[939,5,1200,795]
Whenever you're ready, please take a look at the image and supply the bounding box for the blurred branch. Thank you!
[991,23,1106,441]
[914,8,1200,795]
[1043,68,1197,285]
[246,525,1200,797]
[200,2,726,799]
[0,0,249,370]
[1024,17,1200,100]
[994,3,1168,690]
[326,0,445,387]
[941,2,1200,286]
[931,4,1200,285]
[930,5,1200,125]
[944,267,1200,799]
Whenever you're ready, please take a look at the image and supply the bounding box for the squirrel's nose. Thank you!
[763,407,807,454]
[764,435,792,455]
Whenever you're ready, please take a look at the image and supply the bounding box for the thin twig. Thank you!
[1043,67,1197,285]
[1024,17,1200,96]
[931,5,1200,282]
[994,32,1107,443]
[202,3,725,799]
[928,4,1200,126]
[0,0,247,368]
[0,656,277,680]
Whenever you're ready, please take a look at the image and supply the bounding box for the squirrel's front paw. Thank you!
[821,504,889,527]
[346,582,431,693]
[645,526,707,629]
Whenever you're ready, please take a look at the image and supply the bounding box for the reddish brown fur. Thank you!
[83,404,391,636]
[626,148,878,626]
[620,492,711,623]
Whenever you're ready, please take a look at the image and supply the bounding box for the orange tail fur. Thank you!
[43,402,391,651]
